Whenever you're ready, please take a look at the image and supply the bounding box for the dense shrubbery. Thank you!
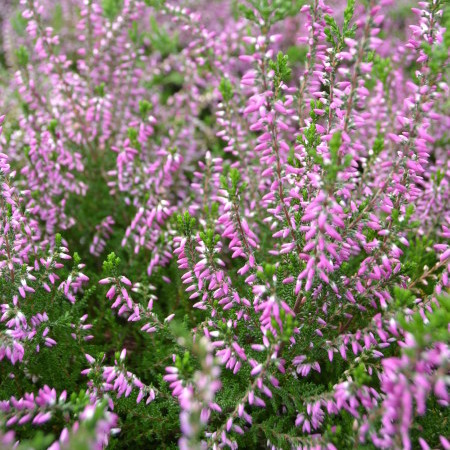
[0,0,449,448]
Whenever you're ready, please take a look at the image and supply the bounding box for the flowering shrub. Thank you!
[0,0,449,448]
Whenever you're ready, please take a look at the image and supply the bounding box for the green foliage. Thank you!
[398,293,450,349]
[143,0,166,8]
[94,82,106,98]
[139,100,153,120]
[199,228,220,251]
[128,20,140,45]
[11,11,28,36]
[412,396,450,448]
[269,52,292,86]
[371,124,385,159]
[366,54,391,90]
[145,71,184,105]
[15,432,56,450]
[103,252,121,275]
[15,46,29,67]
[177,211,196,237]
[299,123,351,186]
[343,0,356,34]
[352,363,372,387]
[400,236,438,290]
[51,4,64,33]
[219,77,234,103]
[444,1,450,47]
[220,167,247,200]
[148,16,179,58]
[431,168,445,187]
[48,118,58,137]
[324,0,356,48]
[236,0,305,26]
[286,45,307,66]
[102,0,124,20]
[127,127,141,150]
[296,102,322,162]
[421,40,450,77]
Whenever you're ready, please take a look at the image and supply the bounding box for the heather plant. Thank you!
[0,0,449,449]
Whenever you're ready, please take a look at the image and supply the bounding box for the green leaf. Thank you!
[219,77,234,103]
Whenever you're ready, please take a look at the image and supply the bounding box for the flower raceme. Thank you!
[0,0,449,449]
